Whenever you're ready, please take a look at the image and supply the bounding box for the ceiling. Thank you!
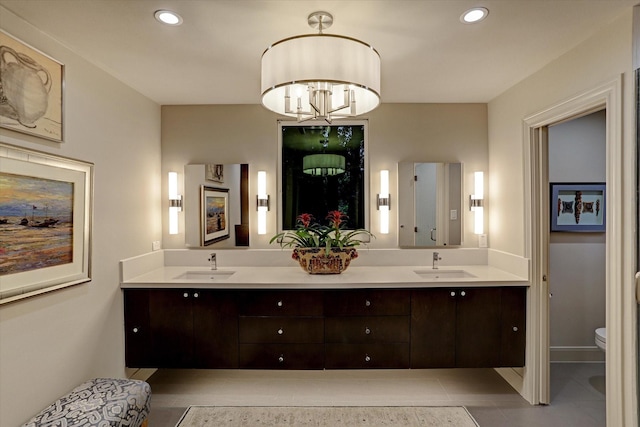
[1,0,636,105]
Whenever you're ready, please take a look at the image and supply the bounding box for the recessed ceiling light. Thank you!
[154,10,183,26]
[460,7,489,24]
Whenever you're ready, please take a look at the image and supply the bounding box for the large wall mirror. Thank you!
[184,163,249,248]
[398,162,463,247]
[278,120,368,230]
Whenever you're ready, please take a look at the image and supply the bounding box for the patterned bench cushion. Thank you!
[22,378,151,427]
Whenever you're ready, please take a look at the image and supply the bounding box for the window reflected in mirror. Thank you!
[279,121,367,230]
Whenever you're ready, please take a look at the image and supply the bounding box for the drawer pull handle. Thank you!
[277,300,283,307]
[513,326,519,332]
[183,292,189,298]
[132,327,139,333]
[365,327,371,335]
[193,292,199,298]
[365,300,371,307]
[450,291,456,297]
[278,355,284,363]
[277,328,284,335]
[460,291,466,297]
[365,354,371,362]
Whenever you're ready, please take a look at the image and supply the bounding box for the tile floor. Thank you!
[145,362,605,427]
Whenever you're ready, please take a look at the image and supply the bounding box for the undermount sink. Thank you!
[173,270,235,280]
[414,269,476,279]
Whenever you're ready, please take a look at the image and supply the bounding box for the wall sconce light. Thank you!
[168,171,182,235]
[257,171,270,235]
[469,171,484,235]
[377,169,390,234]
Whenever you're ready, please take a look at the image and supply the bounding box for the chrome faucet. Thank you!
[432,252,442,269]
[209,253,217,270]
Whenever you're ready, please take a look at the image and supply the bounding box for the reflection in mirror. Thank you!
[398,162,462,247]
[184,163,249,247]
[279,121,367,230]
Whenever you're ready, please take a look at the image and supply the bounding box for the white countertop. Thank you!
[120,265,528,289]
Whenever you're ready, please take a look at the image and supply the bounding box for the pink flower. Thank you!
[326,210,347,229]
[297,213,313,228]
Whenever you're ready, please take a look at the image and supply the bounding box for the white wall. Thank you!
[161,103,488,249]
[548,111,606,361]
[0,8,162,427]
[487,11,633,257]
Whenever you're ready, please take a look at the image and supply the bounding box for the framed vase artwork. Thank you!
[0,143,93,304]
[550,183,605,232]
[201,186,229,245]
[0,30,64,142]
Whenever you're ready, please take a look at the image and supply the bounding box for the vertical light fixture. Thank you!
[470,171,484,235]
[257,171,269,235]
[377,170,390,234]
[168,172,182,235]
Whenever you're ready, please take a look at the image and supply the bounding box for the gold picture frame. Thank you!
[0,30,64,142]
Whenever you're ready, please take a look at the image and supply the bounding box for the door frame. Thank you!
[523,76,637,425]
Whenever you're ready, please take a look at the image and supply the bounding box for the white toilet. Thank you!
[595,327,606,351]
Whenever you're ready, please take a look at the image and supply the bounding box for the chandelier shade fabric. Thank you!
[261,33,381,122]
[302,153,346,176]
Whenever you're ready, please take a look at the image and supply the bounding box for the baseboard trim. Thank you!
[127,368,157,381]
[495,367,524,395]
[550,346,605,362]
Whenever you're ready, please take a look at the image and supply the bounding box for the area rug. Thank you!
[175,406,479,426]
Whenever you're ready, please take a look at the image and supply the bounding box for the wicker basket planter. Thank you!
[292,247,358,274]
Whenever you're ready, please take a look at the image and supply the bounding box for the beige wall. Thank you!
[487,10,633,256]
[161,103,488,249]
[0,8,162,427]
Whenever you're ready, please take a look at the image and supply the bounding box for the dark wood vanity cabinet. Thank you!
[124,286,525,370]
[123,289,238,368]
[238,290,324,369]
[324,290,411,368]
[410,287,526,368]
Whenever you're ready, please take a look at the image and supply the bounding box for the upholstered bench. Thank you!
[22,378,151,427]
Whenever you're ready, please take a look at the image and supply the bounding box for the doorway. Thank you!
[522,77,631,425]
[547,111,607,402]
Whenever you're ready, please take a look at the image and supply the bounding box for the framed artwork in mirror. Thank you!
[0,143,93,304]
[201,186,229,245]
[550,183,605,232]
[205,164,224,183]
[278,120,368,231]
[0,30,64,142]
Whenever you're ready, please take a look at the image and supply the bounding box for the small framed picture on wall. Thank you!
[550,183,605,232]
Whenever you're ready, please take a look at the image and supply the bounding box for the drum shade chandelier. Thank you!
[303,153,346,177]
[261,11,381,123]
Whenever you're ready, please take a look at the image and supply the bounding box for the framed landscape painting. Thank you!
[0,143,93,304]
[201,186,229,245]
[0,30,64,142]
[550,183,605,232]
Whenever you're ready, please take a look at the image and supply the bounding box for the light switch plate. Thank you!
[478,234,487,248]
[152,241,161,251]
[450,209,458,220]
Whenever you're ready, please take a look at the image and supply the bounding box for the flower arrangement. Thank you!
[270,210,374,274]
[270,210,374,254]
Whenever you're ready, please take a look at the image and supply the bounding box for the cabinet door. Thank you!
[499,287,526,367]
[325,316,410,343]
[410,289,456,368]
[193,290,239,368]
[149,289,194,368]
[325,290,410,316]
[123,290,152,368]
[455,288,502,368]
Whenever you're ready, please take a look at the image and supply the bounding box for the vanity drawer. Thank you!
[239,317,324,343]
[325,343,410,369]
[324,290,410,316]
[239,343,324,369]
[325,316,410,343]
[239,290,323,316]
